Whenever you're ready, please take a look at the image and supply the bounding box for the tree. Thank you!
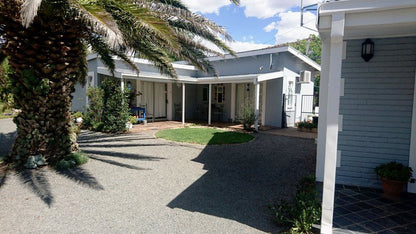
[0,0,239,167]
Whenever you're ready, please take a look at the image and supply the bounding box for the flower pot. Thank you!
[381,177,406,198]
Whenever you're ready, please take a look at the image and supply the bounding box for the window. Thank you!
[215,85,225,104]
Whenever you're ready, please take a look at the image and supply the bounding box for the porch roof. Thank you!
[97,67,285,84]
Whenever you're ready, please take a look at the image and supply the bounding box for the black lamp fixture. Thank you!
[361,38,374,62]
[246,83,250,92]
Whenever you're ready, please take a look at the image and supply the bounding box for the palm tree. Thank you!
[0,0,239,167]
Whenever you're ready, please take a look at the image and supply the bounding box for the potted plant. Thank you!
[73,111,83,123]
[375,161,415,198]
[126,116,137,130]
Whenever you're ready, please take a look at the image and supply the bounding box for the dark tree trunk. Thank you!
[1,5,86,166]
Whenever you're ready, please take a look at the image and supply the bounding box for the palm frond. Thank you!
[20,0,44,28]
[71,0,124,49]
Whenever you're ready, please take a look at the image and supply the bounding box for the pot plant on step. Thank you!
[375,161,415,198]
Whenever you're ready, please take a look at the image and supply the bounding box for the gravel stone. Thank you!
[0,118,316,233]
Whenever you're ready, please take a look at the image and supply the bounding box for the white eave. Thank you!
[97,67,287,84]
[318,0,416,39]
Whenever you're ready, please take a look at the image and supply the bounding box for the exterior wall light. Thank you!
[246,83,250,92]
[361,38,374,62]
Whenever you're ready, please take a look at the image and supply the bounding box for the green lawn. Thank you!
[155,127,254,145]
[0,102,15,119]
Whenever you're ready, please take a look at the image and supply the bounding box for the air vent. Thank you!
[298,71,311,83]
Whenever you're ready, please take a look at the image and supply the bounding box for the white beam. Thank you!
[231,83,236,122]
[254,79,260,132]
[261,81,267,126]
[408,73,416,193]
[316,38,331,182]
[167,83,173,120]
[136,80,141,106]
[208,84,212,125]
[182,83,185,125]
[320,12,345,234]
[121,77,125,91]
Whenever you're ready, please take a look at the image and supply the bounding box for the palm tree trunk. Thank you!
[1,14,85,166]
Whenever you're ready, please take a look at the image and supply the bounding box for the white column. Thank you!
[208,84,212,125]
[121,77,125,91]
[261,81,267,126]
[408,73,416,193]
[167,83,173,120]
[316,38,331,182]
[230,83,236,122]
[254,78,260,132]
[320,12,345,234]
[182,83,185,125]
[136,80,141,106]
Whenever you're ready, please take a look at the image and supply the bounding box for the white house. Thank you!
[72,46,320,129]
[316,0,416,233]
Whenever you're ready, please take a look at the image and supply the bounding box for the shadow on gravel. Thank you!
[80,143,168,148]
[168,133,317,233]
[89,155,150,170]
[0,132,16,157]
[56,167,104,190]
[82,149,165,161]
[17,169,54,207]
[0,168,9,188]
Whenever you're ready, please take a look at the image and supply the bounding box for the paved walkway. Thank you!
[331,185,416,234]
[0,119,316,233]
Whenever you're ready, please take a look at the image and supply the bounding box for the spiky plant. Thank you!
[0,0,239,167]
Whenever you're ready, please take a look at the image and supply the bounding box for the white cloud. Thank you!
[240,0,317,19]
[200,38,271,53]
[181,0,231,14]
[226,40,271,52]
[264,11,318,44]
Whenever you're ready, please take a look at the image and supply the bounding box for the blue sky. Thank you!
[181,0,319,52]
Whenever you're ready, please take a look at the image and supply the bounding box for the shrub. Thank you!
[56,152,88,170]
[101,77,130,133]
[375,161,415,182]
[83,86,104,130]
[242,103,256,131]
[270,175,321,234]
[297,121,317,129]
[73,111,83,119]
[128,115,138,124]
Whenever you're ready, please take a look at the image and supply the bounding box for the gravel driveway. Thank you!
[0,119,316,233]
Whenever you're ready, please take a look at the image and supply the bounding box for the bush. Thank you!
[128,115,137,124]
[297,121,317,129]
[270,175,321,234]
[101,77,130,133]
[83,86,104,130]
[73,111,83,119]
[56,152,88,170]
[242,103,256,131]
[375,161,415,182]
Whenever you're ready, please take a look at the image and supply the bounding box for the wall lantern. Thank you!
[246,83,250,92]
[361,38,374,62]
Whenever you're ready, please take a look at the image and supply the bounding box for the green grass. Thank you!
[155,127,254,145]
[0,102,15,119]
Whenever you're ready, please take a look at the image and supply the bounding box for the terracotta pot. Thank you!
[381,177,406,198]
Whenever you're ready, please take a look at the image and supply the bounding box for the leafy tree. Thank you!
[101,76,129,133]
[0,0,239,167]
[0,57,13,111]
[288,34,321,64]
